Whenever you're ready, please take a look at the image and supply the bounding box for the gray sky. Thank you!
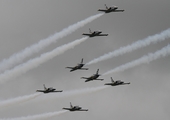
[0,0,170,120]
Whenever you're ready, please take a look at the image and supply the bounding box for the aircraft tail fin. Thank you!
[96,69,99,74]
[89,28,92,33]
[105,4,108,9]
[81,58,83,64]
[111,77,114,83]
[43,84,47,90]
[70,102,73,108]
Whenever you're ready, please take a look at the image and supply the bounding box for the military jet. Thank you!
[98,4,124,13]
[104,77,130,86]
[66,58,88,72]
[81,69,104,82]
[36,84,63,93]
[82,28,108,37]
[63,102,88,112]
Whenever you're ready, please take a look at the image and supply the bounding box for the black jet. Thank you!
[81,69,104,82]
[36,84,63,93]
[98,4,124,13]
[63,102,88,112]
[66,58,88,72]
[105,77,130,86]
[82,28,108,37]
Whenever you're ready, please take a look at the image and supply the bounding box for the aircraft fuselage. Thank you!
[73,64,84,69]
[82,31,108,37]
[83,75,104,82]
[36,89,62,93]
[70,64,88,72]
[63,106,88,111]
[98,7,124,13]
[105,82,130,86]
[88,74,100,80]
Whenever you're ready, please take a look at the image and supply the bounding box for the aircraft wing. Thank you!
[70,69,76,72]
[80,68,88,70]
[85,79,92,82]
[97,34,108,36]
[95,78,104,81]
[36,90,45,92]
[98,9,107,12]
[123,82,130,85]
[114,10,124,12]
[104,83,112,85]
[81,77,89,79]
[66,67,74,69]
[82,33,91,36]
[54,90,63,92]
[78,109,88,111]
[63,108,72,111]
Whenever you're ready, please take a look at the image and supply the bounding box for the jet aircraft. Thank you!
[82,28,108,37]
[104,77,130,86]
[98,4,124,13]
[36,84,63,93]
[63,102,88,112]
[66,58,88,72]
[81,69,104,82]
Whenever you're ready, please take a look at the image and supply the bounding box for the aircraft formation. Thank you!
[1,4,133,119]
[35,4,129,113]
[0,2,169,119]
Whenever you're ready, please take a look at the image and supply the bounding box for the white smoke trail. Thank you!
[0,37,88,84]
[0,93,41,108]
[0,86,109,109]
[103,44,170,75]
[87,28,170,65]
[0,110,67,120]
[38,86,109,101]
[0,13,104,72]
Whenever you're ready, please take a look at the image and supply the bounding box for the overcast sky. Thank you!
[0,0,170,120]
